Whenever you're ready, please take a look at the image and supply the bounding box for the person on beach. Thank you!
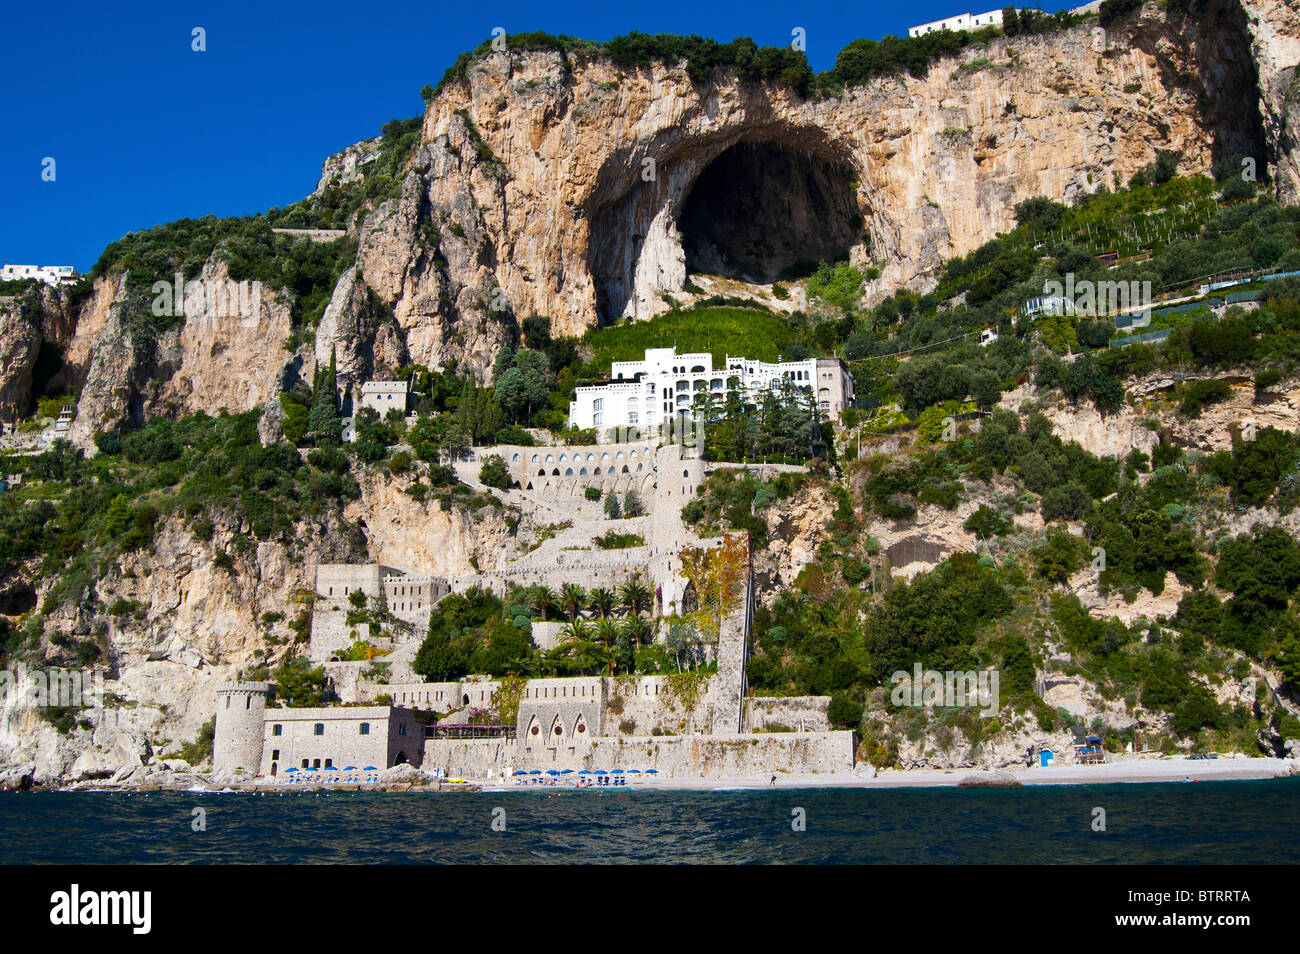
[770,775,776,786]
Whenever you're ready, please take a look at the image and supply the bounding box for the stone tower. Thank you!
[212,682,271,778]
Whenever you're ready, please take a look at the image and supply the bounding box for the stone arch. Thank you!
[573,712,588,737]
[526,714,542,742]
[621,464,630,474]
[548,713,565,747]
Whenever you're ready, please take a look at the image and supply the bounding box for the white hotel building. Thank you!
[1,264,77,286]
[908,9,1013,37]
[568,347,854,434]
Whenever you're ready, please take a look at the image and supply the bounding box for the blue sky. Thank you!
[1,1,1070,270]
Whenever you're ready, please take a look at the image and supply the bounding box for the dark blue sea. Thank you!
[2,778,1297,864]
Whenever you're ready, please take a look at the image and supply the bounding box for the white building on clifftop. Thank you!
[1,264,76,286]
[908,9,1015,37]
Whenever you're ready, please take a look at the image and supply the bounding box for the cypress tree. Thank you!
[307,348,341,445]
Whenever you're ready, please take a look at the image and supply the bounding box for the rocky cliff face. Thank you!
[1243,0,1300,199]
[1,2,1288,411]
[412,4,1262,344]
[298,1,1285,380]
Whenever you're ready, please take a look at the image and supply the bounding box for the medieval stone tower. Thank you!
[212,682,271,777]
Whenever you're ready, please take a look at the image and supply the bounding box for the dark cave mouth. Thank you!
[676,140,863,284]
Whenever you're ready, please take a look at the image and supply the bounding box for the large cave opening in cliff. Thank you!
[676,141,862,284]
[586,135,863,323]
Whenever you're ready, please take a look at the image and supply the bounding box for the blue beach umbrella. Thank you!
[578,770,591,775]
[561,769,574,774]
[343,766,357,771]
[626,769,640,774]
[512,770,527,776]
[646,769,658,774]
[363,766,378,771]
[529,770,542,775]
[611,769,624,774]
[595,770,608,775]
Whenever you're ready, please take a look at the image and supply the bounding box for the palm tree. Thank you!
[618,578,651,617]
[594,618,619,649]
[588,587,616,619]
[622,613,652,647]
[528,585,558,622]
[560,583,587,621]
[560,619,590,644]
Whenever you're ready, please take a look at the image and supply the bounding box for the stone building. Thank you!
[213,681,273,777]
[310,564,450,662]
[358,380,410,416]
[259,704,426,777]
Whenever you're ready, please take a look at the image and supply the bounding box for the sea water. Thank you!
[1,777,1296,864]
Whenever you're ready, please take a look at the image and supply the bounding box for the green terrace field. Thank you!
[578,306,800,374]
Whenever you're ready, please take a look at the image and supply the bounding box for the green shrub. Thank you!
[479,454,511,489]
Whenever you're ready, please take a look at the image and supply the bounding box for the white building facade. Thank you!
[568,347,854,434]
[908,9,1009,37]
[1,264,76,286]
[358,380,409,416]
